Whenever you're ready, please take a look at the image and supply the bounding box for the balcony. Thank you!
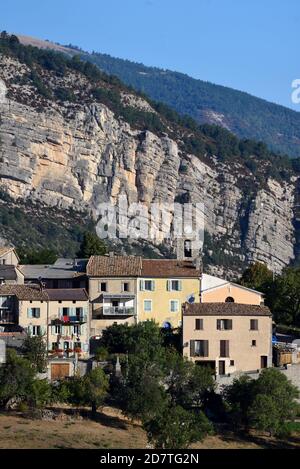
[102,306,136,316]
[51,314,87,325]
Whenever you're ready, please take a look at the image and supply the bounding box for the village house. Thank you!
[87,254,201,335]
[200,273,264,305]
[0,284,90,378]
[182,302,272,375]
[0,246,24,285]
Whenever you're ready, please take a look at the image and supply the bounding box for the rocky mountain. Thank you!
[0,34,299,276]
[16,35,300,159]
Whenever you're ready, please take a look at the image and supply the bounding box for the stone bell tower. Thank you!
[176,237,203,272]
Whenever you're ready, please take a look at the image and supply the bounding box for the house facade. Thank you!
[87,255,201,334]
[183,302,272,375]
[138,259,200,328]
[0,285,89,361]
[0,247,19,266]
[200,273,264,305]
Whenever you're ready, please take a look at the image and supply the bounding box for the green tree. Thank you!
[248,368,299,436]
[120,353,168,422]
[144,405,212,449]
[77,232,107,257]
[19,248,57,265]
[224,368,299,435]
[223,374,256,431]
[240,261,273,291]
[22,335,48,373]
[164,351,215,408]
[83,367,109,417]
[271,267,300,326]
[0,350,35,407]
[29,379,52,408]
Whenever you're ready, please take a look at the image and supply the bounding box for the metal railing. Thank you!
[102,306,136,316]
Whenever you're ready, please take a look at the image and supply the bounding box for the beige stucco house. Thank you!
[183,302,272,375]
[200,273,264,305]
[0,247,24,285]
[0,285,89,373]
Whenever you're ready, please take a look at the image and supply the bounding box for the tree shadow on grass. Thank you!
[217,426,300,449]
[48,406,128,430]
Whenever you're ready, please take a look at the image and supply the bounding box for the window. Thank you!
[62,307,70,316]
[167,280,182,291]
[32,325,41,337]
[144,300,152,312]
[170,300,179,313]
[195,318,203,330]
[55,325,61,335]
[220,340,229,357]
[2,259,6,265]
[230,360,235,366]
[252,340,257,347]
[74,341,81,350]
[122,282,130,292]
[217,319,232,330]
[52,342,58,350]
[225,296,234,303]
[250,319,258,330]
[99,282,107,292]
[190,340,209,357]
[73,325,80,335]
[184,240,192,258]
[27,308,40,318]
[140,280,155,291]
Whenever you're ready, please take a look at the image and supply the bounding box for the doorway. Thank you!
[260,355,268,368]
[218,360,226,375]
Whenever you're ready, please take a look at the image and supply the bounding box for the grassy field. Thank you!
[0,407,299,449]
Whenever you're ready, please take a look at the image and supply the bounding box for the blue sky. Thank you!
[2,0,300,110]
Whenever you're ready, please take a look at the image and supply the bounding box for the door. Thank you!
[51,363,70,380]
[218,360,226,375]
[260,355,268,368]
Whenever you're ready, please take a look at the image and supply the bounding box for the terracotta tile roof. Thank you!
[0,286,88,302]
[87,255,142,277]
[0,285,49,301]
[141,259,200,278]
[183,302,271,317]
[45,288,88,301]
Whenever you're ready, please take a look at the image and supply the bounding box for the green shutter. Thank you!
[178,280,182,291]
[27,308,32,318]
[166,280,170,291]
[151,280,155,291]
[139,280,144,291]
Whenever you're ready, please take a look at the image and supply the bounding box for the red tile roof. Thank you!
[87,255,142,277]
[183,302,271,317]
[141,259,200,278]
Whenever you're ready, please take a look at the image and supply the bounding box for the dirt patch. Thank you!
[0,407,299,449]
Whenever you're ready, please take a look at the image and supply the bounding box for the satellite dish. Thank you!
[187,294,195,304]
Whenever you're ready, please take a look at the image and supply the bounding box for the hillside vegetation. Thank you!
[76,50,300,158]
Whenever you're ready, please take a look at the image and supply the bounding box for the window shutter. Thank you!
[58,307,62,318]
[217,319,221,330]
[139,280,144,291]
[166,280,170,291]
[27,308,32,318]
[204,340,209,357]
[226,340,229,357]
[52,325,56,335]
[228,319,232,330]
[190,340,195,357]
[27,325,32,335]
[36,308,40,319]
[178,280,182,291]
[151,280,155,291]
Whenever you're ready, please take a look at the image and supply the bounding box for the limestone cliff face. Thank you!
[0,55,297,275]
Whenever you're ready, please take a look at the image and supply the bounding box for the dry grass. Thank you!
[0,407,299,449]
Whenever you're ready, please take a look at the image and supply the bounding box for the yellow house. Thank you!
[138,259,200,328]
[87,255,201,333]
[200,273,264,305]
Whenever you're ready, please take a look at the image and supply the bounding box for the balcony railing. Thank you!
[51,314,87,324]
[102,306,136,316]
